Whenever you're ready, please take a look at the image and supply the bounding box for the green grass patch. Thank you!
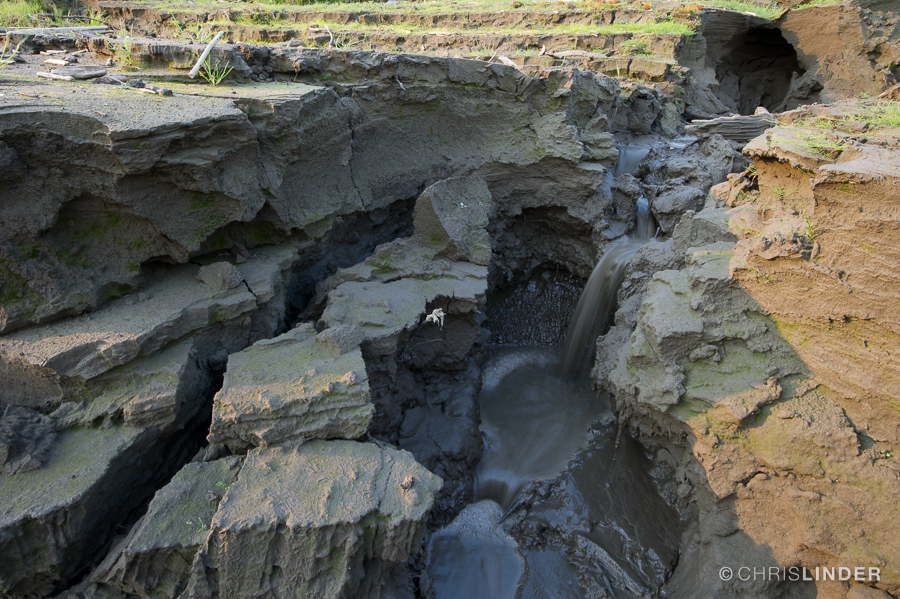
[864,101,900,129]
[152,0,574,14]
[697,0,781,19]
[792,101,900,136]
[793,0,846,9]
[254,17,694,38]
[0,0,63,28]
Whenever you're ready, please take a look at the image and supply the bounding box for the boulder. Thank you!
[93,457,244,599]
[0,264,257,412]
[184,441,442,599]
[0,332,221,595]
[316,237,487,368]
[650,185,707,234]
[196,262,244,291]
[207,324,373,452]
[0,406,56,476]
[671,208,739,256]
[50,336,207,433]
[0,238,308,414]
[684,110,777,144]
[579,130,619,162]
[413,176,492,266]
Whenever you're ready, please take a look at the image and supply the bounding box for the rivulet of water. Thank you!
[614,145,651,178]
[427,501,523,599]
[558,198,653,377]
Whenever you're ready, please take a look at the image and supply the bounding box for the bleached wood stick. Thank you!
[36,71,74,81]
[188,31,225,79]
[43,58,69,66]
[6,26,110,34]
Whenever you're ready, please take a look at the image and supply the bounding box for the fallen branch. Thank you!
[188,30,225,79]
[877,83,900,100]
[324,24,334,47]
[138,84,173,96]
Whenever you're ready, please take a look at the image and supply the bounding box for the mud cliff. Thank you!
[596,102,900,598]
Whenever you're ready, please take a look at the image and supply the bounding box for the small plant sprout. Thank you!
[199,58,233,86]
[801,212,819,244]
[425,308,445,328]
[731,257,777,284]
[770,184,800,204]
[751,266,777,284]
[728,221,761,237]
[623,39,650,56]
[112,26,136,68]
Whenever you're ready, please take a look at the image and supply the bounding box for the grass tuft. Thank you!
[0,37,25,74]
[199,57,233,85]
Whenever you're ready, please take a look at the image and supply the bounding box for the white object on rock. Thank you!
[425,308,445,328]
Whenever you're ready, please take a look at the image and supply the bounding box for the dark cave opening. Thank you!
[715,26,806,115]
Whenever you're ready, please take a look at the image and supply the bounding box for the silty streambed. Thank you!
[427,194,683,597]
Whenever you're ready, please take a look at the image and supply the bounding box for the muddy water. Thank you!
[475,348,599,510]
[428,501,523,599]
[614,145,651,178]
[427,343,681,597]
[557,236,646,378]
[428,347,599,599]
[426,176,675,597]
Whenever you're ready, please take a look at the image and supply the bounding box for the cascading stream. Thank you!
[559,196,654,378]
[428,150,664,599]
[472,196,654,512]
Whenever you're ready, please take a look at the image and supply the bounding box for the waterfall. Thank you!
[558,197,653,377]
[614,145,651,178]
[426,145,665,599]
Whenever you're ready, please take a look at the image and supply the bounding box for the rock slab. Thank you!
[94,457,244,599]
[185,441,442,599]
[208,323,373,451]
